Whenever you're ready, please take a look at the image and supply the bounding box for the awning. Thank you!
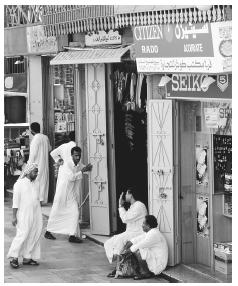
[50,46,131,65]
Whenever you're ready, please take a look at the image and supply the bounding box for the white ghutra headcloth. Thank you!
[19,163,38,179]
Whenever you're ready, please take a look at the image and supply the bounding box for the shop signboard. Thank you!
[165,73,231,100]
[85,30,121,46]
[27,25,58,54]
[133,21,231,73]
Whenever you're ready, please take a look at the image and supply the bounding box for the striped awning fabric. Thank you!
[50,46,131,65]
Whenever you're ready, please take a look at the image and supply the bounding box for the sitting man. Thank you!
[115,214,168,280]
[104,188,147,277]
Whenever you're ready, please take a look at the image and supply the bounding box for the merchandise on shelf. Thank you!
[214,242,232,275]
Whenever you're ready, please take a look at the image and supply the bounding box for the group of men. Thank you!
[7,122,92,268]
[7,122,168,280]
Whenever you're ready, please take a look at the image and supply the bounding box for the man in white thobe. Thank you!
[50,131,76,189]
[7,163,43,269]
[28,122,51,204]
[129,215,168,279]
[105,189,147,277]
[45,146,92,243]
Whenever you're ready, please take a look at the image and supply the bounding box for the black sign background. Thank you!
[213,135,232,193]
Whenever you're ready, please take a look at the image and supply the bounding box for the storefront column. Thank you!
[74,64,84,221]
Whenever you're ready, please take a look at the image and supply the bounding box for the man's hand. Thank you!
[119,192,125,207]
[12,217,17,227]
[82,163,93,173]
[58,158,64,166]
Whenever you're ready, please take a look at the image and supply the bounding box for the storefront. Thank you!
[48,27,152,233]
[133,20,232,271]
[4,24,58,200]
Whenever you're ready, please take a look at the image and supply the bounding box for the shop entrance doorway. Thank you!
[110,62,148,233]
[179,101,212,267]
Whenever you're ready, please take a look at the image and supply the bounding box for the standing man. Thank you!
[50,131,76,185]
[7,163,43,269]
[45,146,92,243]
[28,122,51,204]
[104,189,147,277]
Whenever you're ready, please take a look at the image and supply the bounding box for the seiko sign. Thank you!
[166,73,231,100]
[172,74,210,92]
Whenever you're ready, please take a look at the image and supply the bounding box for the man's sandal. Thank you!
[23,259,39,266]
[107,269,116,278]
[10,259,19,269]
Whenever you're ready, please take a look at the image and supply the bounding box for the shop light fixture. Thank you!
[14,56,24,65]
[196,5,213,11]
[201,76,216,89]
[158,75,172,87]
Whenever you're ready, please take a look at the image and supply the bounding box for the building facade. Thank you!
[4,5,232,273]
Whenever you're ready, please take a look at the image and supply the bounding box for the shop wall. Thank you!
[29,56,43,128]
[147,74,166,100]
[4,26,28,56]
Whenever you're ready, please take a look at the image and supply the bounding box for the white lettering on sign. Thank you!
[141,45,159,54]
[134,25,163,41]
[219,107,232,119]
[134,23,210,41]
[184,43,203,53]
[172,74,209,92]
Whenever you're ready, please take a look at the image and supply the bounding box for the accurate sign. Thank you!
[133,21,232,73]
[166,73,231,100]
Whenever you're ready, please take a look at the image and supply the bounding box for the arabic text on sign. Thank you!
[134,23,209,41]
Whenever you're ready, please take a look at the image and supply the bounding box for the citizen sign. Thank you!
[172,74,210,92]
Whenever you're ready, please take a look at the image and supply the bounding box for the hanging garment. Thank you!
[130,73,137,102]
[141,76,148,109]
[135,74,144,108]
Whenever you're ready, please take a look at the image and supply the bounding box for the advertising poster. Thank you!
[197,196,209,237]
[196,146,208,186]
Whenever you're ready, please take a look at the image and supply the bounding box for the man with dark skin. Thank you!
[45,146,92,243]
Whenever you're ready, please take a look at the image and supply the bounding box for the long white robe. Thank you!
[46,159,85,236]
[50,141,76,188]
[130,228,168,275]
[28,133,51,203]
[104,201,147,263]
[7,177,43,260]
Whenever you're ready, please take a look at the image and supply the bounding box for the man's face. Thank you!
[125,191,132,202]
[72,151,81,165]
[29,168,38,181]
[142,219,150,233]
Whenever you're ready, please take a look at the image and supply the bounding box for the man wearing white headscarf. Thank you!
[28,122,52,204]
[7,163,43,269]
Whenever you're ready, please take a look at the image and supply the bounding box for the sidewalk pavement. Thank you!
[4,199,168,283]
[4,195,232,283]
[41,203,232,283]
